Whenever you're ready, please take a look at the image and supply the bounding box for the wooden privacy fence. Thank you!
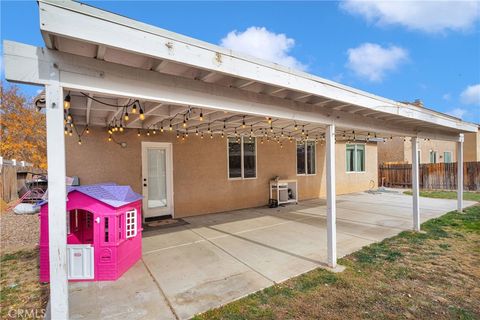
[379,161,480,191]
[0,157,35,203]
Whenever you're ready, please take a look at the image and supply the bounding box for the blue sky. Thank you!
[1,1,479,123]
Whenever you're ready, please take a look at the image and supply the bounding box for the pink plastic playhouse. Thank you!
[39,183,143,282]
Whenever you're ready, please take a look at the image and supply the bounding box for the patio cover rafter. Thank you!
[3,41,468,142]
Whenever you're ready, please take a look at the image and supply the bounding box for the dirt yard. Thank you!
[195,202,480,319]
[0,210,39,254]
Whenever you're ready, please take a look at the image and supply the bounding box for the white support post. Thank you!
[411,137,420,231]
[45,84,69,319]
[326,124,336,268]
[457,134,464,212]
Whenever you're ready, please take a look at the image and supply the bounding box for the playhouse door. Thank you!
[67,245,94,280]
[141,142,174,219]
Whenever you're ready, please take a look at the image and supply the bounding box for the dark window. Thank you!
[297,142,306,174]
[228,138,242,178]
[306,141,316,174]
[228,137,256,179]
[297,141,316,175]
[104,217,109,243]
[243,138,256,178]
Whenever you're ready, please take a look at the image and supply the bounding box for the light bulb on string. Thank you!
[137,129,141,137]
[132,101,137,114]
[169,121,173,131]
[108,135,112,142]
[64,126,68,135]
[63,93,71,110]
[195,128,199,136]
[199,110,204,121]
[153,128,156,135]
[242,116,246,128]
[139,107,145,121]
[146,130,150,136]
[78,139,82,145]
[176,131,180,139]
[85,126,90,134]
[69,129,73,136]
[301,126,305,135]
[294,123,298,131]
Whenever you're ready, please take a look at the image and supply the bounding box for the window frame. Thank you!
[346,143,366,173]
[125,209,137,239]
[443,151,452,163]
[227,136,257,180]
[429,150,438,164]
[296,140,317,176]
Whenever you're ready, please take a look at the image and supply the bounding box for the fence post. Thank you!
[411,137,420,231]
[457,134,464,212]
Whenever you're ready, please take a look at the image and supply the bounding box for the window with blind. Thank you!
[346,144,365,172]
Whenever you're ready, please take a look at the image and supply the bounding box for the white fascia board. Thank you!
[37,0,477,134]
[2,40,467,142]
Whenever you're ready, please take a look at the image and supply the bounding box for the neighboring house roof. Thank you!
[39,183,143,208]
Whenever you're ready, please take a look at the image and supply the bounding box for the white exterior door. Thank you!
[67,245,94,280]
[141,142,174,219]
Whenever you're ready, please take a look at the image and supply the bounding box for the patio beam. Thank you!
[457,134,464,212]
[326,124,336,268]
[2,41,467,141]
[45,84,69,319]
[411,137,420,231]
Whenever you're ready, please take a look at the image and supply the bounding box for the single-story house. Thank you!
[3,1,477,318]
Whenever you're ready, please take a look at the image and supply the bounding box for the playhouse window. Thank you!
[66,210,71,234]
[118,214,123,241]
[104,217,110,242]
[126,209,137,239]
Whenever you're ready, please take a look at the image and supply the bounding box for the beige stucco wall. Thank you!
[464,132,480,162]
[378,137,456,164]
[377,137,405,164]
[66,127,377,218]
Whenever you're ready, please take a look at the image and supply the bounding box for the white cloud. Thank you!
[220,26,307,71]
[447,108,467,119]
[346,43,408,82]
[341,0,480,33]
[442,93,451,101]
[460,84,480,105]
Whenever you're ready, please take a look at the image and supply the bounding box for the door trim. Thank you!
[141,142,174,220]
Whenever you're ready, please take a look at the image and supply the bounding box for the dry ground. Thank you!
[196,195,480,319]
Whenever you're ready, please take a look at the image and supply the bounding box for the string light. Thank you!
[108,135,112,142]
[185,131,189,138]
[294,123,298,131]
[146,130,150,136]
[160,124,164,133]
[69,129,73,136]
[242,116,246,128]
[139,107,145,121]
[267,117,272,124]
[169,121,173,131]
[124,111,129,122]
[119,124,124,132]
[301,126,305,135]
[183,116,187,128]
[199,110,204,121]
[132,102,137,114]
[210,133,214,139]
[64,126,68,135]
[201,132,204,139]
[176,131,180,139]
[195,128,199,136]
[63,93,71,110]
[137,129,141,137]
[153,129,157,135]
[108,128,113,135]
[85,126,90,134]
[78,139,82,145]
[67,113,72,122]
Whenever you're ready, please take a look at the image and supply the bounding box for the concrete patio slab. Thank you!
[69,191,477,320]
[69,261,176,320]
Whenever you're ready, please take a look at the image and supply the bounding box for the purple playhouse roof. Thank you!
[39,183,142,208]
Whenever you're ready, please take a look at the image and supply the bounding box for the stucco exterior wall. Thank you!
[66,127,377,218]
[377,137,405,164]
[378,137,456,164]
[464,132,480,162]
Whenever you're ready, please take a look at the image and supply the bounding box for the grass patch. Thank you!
[403,190,480,202]
[194,205,480,320]
[0,249,48,319]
